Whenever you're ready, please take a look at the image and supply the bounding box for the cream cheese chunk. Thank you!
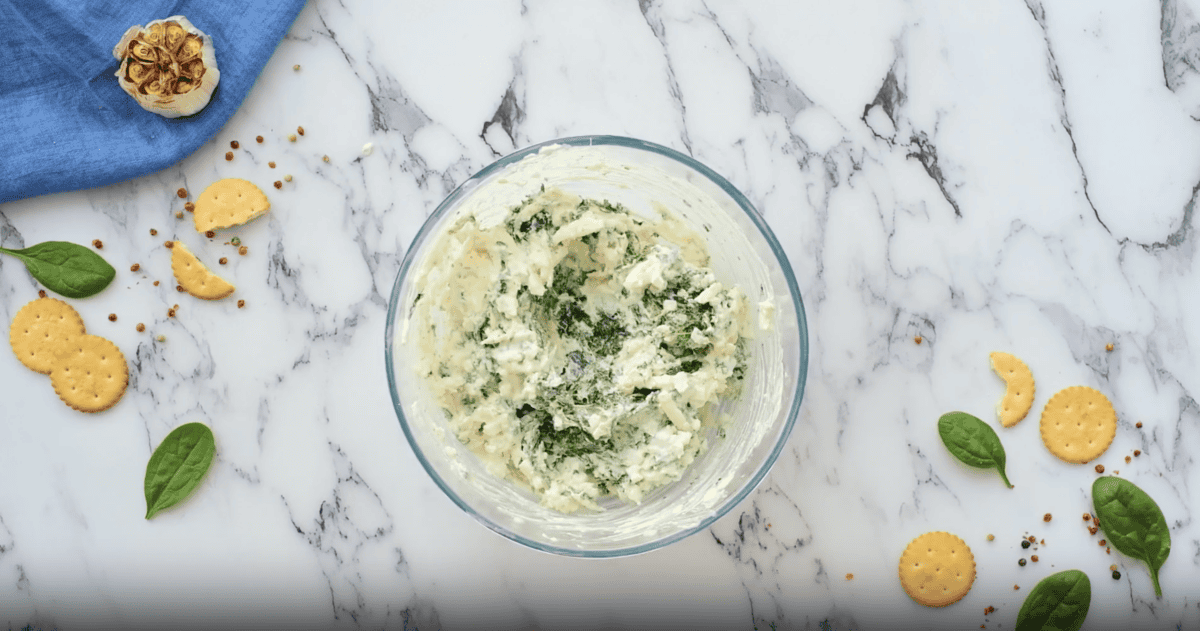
[412,187,749,512]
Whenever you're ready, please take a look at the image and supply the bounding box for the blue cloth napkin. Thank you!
[0,0,306,204]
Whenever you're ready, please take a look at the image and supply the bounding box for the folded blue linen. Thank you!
[0,0,306,204]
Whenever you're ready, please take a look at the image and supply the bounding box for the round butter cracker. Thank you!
[899,531,976,607]
[1039,386,1117,463]
[193,178,270,233]
[9,297,87,374]
[50,334,128,413]
[171,241,235,300]
[990,351,1035,427]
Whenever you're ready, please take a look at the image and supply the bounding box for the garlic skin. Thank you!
[112,16,220,118]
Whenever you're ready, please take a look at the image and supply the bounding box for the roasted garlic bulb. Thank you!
[112,16,219,118]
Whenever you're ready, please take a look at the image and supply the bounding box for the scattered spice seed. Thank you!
[1113,470,1119,474]
[219,257,227,265]
[108,313,117,322]
[176,211,184,219]
[288,134,297,142]
[1018,558,1026,566]
[150,228,157,236]
[238,246,248,255]
[1083,513,1091,521]
[274,181,282,189]
[237,299,245,308]
[92,239,103,249]
[1136,422,1143,428]
[1099,539,1107,546]
[230,236,241,246]
[1088,526,1098,535]
[173,304,179,310]
[269,161,276,168]
[156,335,166,342]
[1031,555,1038,562]
[1014,585,1020,590]
[322,154,330,162]
[1021,540,1031,549]
[284,174,292,182]
[1113,570,1121,579]
[1040,539,1045,545]
[176,188,187,198]
[167,308,175,317]
[38,290,46,298]
[1110,565,1117,572]
[1125,455,1132,463]
[1134,449,1141,457]
[845,573,854,580]
[1106,343,1114,352]
[297,126,305,136]
[256,135,264,143]
[984,606,995,615]
[175,285,184,292]
[205,230,216,238]
[130,263,140,272]
[293,64,300,71]
[231,140,240,149]
[1027,536,1037,543]
[225,151,234,161]
[1107,547,1111,554]
[914,335,923,344]
[986,534,995,542]
[153,280,160,287]
[1095,464,1105,473]
[1043,513,1052,522]
[185,202,195,212]
[136,323,145,332]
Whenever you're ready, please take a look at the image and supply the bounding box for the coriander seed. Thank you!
[1030,555,1038,562]
[237,299,245,308]
[93,239,103,249]
[238,245,248,255]
[225,151,234,161]
[108,313,117,322]
[175,284,184,292]
[130,263,140,272]
[1043,513,1052,522]
[269,161,276,168]
[185,202,195,212]
[205,230,216,238]
[1095,464,1105,473]
[136,323,145,332]
[231,140,240,149]
[38,290,47,298]
[177,188,187,198]
[274,181,282,189]
[256,135,264,143]
[219,257,227,265]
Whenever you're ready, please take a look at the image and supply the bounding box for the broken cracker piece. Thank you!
[171,242,235,300]
[990,351,1035,427]
[193,178,269,233]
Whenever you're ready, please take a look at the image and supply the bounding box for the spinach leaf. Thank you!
[1092,476,1171,597]
[0,241,115,298]
[1015,569,1091,631]
[937,411,1013,488]
[144,422,216,519]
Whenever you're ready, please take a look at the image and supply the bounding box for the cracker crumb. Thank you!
[38,290,46,298]
[845,573,853,580]
[176,188,187,198]
[914,335,923,344]
[92,239,103,249]
[1095,464,1105,473]
[150,228,157,236]
[185,202,195,212]
[288,134,297,142]
[231,140,240,149]
[274,181,282,189]
[108,313,117,322]
[284,174,292,182]
[256,135,264,144]
[130,263,140,272]
[238,246,248,256]
[136,323,145,332]
[237,299,245,309]
[297,126,305,136]
[219,257,228,265]
[269,161,276,168]
[1106,343,1114,352]
[225,151,234,161]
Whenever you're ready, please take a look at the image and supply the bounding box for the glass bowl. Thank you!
[384,136,808,557]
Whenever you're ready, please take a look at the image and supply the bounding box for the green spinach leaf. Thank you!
[1092,476,1171,597]
[1015,569,1091,631]
[145,422,216,519]
[937,411,1013,488]
[0,241,115,298]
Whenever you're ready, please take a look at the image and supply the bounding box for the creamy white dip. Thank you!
[410,186,750,512]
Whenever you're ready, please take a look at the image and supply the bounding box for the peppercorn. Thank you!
[1044,513,1052,522]
[1021,540,1030,549]
[177,188,187,198]
[1134,449,1141,456]
[1136,422,1143,428]
[1095,464,1105,473]
[150,228,157,236]
[38,290,46,298]
[1125,455,1132,463]
[185,202,195,212]
[108,313,116,322]
[153,280,160,287]
[1018,558,1026,566]
[1083,513,1091,521]
[164,240,173,249]
[256,135,264,143]
[231,140,240,149]
[205,230,216,238]
[92,239,103,249]
[1088,526,1098,535]
[297,126,305,136]
[269,161,276,168]
[136,323,145,332]
[274,181,282,189]
[219,257,228,265]
[167,308,175,318]
[225,151,234,161]
[237,299,245,308]
[130,263,140,272]
[238,246,248,255]
[175,285,184,292]
[1112,570,1121,579]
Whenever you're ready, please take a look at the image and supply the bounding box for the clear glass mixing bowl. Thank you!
[384,136,807,557]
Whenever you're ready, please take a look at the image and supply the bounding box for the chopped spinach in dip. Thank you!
[413,187,748,512]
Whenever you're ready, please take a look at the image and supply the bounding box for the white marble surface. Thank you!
[3,0,1200,629]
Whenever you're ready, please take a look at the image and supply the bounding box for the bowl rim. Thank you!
[384,134,809,557]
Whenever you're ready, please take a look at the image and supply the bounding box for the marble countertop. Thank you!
[3,1,1199,629]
